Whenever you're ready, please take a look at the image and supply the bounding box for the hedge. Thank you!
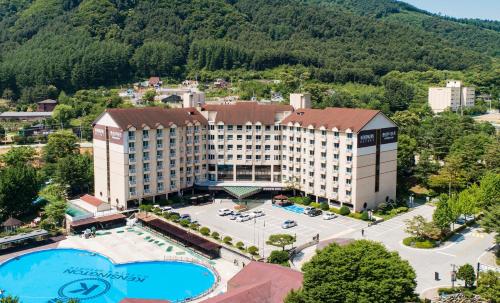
[403,237,437,249]
[339,206,350,216]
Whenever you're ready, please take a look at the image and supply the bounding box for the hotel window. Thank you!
[169,138,176,144]
[228,155,233,160]
[256,135,262,140]
[157,161,163,170]
[333,176,338,182]
[129,164,136,173]
[321,152,326,158]
[274,145,280,151]
[309,151,314,156]
[274,135,281,140]
[143,152,150,161]
[274,125,280,131]
[309,140,314,145]
[142,130,149,138]
[255,155,261,160]
[143,141,149,150]
[218,144,224,150]
[194,126,199,132]
[170,128,176,135]
[129,176,136,184]
[255,125,261,131]
[321,185,326,190]
[282,165,287,170]
[218,154,224,160]
[128,131,135,140]
[347,156,352,162]
[218,125,224,131]
[265,155,270,161]
[143,163,150,172]
[321,163,326,168]
[237,155,242,160]
[157,171,163,180]
[227,144,233,151]
[129,142,135,152]
[170,159,176,167]
[333,165,339,171]
[274,155,281,160]
[209,135,215,140]
[321,130,326,136]
[246,135,252,140]
[156,150,163,160]
[237,125,243,131]
[346,190,351,196]
[334,154,339,159]
[129,154,135,162]
[265,135,271,141]
[157,139,163,148]
[346,179,352,184]
[144,184,150,193]
[227,135,233,140]
[255,145,261,150]
[246,144,252,150]
[265,145,271,151]
[347,145,353,151]
[346,167,352,173]
[170,170,176,176]
[334,143,339,148]
[321,141,326,147]
[209,125,215,130]
[143,174,150,183]
[209,145,215,150]
[309,172,314,177]
[237,145,243,150]
[246,155,252,160]
[237,135,242,141]
[156,129,163,137]
[208,154,215,160]
[347,133,353,139]
[334,131,339,138]
[265,125,271,131]
[309,129,314,134]
[129,187,136,195]
[333,188,338,193]
[227,125,233,131]
[246,125,252,131]
[157,182,164,191]
[218,135,224,140]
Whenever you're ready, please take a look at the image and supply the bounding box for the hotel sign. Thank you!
[381,127,398,144]
[93,125,106,141]
[357,130,376,148]
[108,127,123,145]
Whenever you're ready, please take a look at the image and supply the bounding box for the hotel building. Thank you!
[428,80,475,113]
[93,94,398,212]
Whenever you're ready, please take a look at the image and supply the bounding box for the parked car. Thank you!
[229,213,241,220]
[236,214,251,222]
[308,209,323,217]
[251,210,265,218]
[218,208,232,216]
[160,206,172,213]
[303,207,314,215]
[456,214,475,225]
[323,212,337,220]
[180,214,191,221]
[281,220,297,229]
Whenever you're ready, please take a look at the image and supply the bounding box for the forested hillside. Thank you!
[0,0,499,101]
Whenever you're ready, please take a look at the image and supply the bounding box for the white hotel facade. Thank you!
[93,94,398,212]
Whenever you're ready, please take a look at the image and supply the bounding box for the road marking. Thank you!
[436,251,456,257]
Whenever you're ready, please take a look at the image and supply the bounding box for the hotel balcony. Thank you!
[129,180,136,186]
[156,144,163,150]
[129,147,135,153]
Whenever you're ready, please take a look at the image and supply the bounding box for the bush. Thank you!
[223,236,232,245]
[403,236,437,249]
[320,201,329,211]
[168,213,180,221]
[179,219,190,227]
[247,245,259,255]
[361,210,370,221]
[211,231,220,240]
[267,250,290,266]
[290,196,312,205]
[339,206,350,216]
[139,204,153,212]
[189,223,199,231]
[396,206,409,213]
[329,207,340,214]
[377,202,388,212]
[310,202,321,208]
[235,241,245,250]
[200,227,210,236]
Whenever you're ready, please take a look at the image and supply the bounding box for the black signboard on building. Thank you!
[357,130,376,148]
[381,127,398,144]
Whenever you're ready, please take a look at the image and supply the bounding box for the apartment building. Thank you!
[428,80,475,113]
[93,96,398,212]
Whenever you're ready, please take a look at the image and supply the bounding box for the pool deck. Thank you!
[56,226,240,302]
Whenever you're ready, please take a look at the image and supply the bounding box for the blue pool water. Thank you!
[0,248,216,303]
[273,204,305,214]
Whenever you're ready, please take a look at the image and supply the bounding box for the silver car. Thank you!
[281,220,297,229]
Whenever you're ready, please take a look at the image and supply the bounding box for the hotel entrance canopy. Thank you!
[223,186,262,200]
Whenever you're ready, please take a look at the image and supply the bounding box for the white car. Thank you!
[281,220,297,229]
[252,210,265,218]
[236,214,251,222]
[323,212,337,220]
[303,207,313,215]
[160,206,172,213]
[218,208,232,216]
[229,213,241,220]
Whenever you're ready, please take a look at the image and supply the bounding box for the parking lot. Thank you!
[178,199,368,257]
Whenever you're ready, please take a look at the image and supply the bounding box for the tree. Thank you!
[429,154,468,192]
[0,164,39,218]
[43,130,79,163]
[433,194,453,231]
[476,271,500,302]
[0,296,20,303]
[382,77,414,112]
[266,234,296,251]
[53,153,93,195]
[285,240,416,303]
[457,185,480,218]
[51,104,75,127]
[142,90,156,104]
[456,264,475,288]
[267,250,290,266]
[41,184,68,228]
[404,215,441,240]
[0,146,36,167]
[131,41,183,78]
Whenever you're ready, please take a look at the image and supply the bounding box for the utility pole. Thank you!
[451,264,456,288]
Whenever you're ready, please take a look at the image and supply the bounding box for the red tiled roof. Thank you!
[80,194,104,207]
[148,77,161,85]
[201,261,303,303]
[102,107,208,129]
[120,299,170,303]
[281,107,381,132]
[201,102,293,125]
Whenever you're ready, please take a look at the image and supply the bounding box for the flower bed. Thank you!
[402,236,438,249]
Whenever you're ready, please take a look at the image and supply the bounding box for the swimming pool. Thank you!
[0,248,216,303]
[273,204,305,214]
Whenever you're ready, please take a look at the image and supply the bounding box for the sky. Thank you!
[403,0,500,20]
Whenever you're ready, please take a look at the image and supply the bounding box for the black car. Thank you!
[308,209,323,217]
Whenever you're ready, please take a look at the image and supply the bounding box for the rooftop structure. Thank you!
[0,111,52,121]
[37,99,58,112]
[201,261,303,303]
